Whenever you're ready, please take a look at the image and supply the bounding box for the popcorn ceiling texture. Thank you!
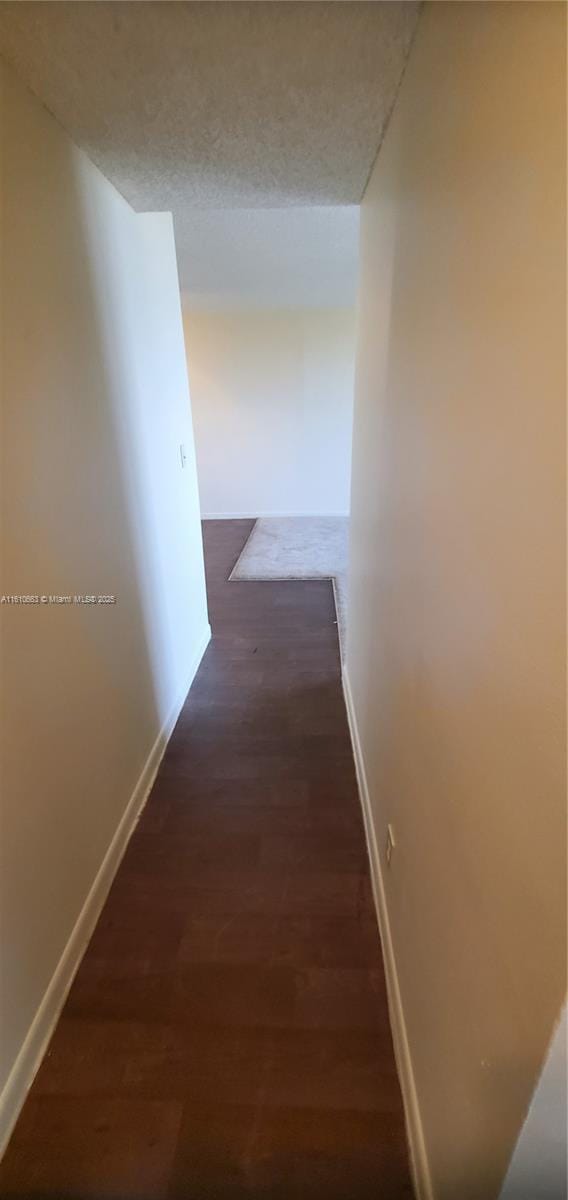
[0,1,419,298]
[0,1,419,209]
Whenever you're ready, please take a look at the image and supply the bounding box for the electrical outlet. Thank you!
[386,824,396,867]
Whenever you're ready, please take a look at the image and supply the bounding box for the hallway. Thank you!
[0,520,412,1199]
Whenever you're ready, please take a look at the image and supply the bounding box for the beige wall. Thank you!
[346,4,566,1198]
[183,306,355,517]
[0,64,209,1140]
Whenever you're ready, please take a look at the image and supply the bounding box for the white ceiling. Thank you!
[0,1,419,305]
[176,206,360,309]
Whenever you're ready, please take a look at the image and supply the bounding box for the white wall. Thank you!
[0,63,209,1146]
[182,306,355,517]
[346,4,566,1199]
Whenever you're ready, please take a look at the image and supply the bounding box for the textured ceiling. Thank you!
[176,206,360,309]
[0,0,419,301]
[0,1,419,209]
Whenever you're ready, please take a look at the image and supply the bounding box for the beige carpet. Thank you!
[230,516,349,656]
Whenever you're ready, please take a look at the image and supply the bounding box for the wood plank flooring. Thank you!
[0,520,413,1199]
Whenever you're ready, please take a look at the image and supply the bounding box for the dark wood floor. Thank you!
[0,520,412,1199]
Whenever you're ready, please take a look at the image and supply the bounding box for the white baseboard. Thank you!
[342,665,434,1200]
[202,511,349,520]
[0,623,211,1160]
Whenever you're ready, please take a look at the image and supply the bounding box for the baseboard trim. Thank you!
[0,622,211,1160]
[342,664,434,1200]
[202,511,350,520]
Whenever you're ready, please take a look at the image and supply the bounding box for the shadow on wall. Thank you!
[0,63,208,1134]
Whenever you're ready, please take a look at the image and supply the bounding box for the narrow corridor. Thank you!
[0,521,411,1199]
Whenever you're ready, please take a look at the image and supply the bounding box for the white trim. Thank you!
[202,511,350,520]
[342,664,434,1200]
[0,623,211,1159]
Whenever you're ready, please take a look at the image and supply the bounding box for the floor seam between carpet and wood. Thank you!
[229,516,349,658]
